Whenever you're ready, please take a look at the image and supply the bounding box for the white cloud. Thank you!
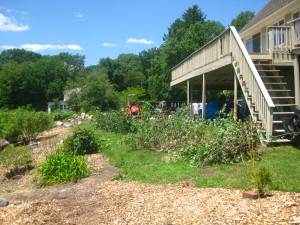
[0,45,16,50]
[103,43,117,47]
[75,13,84,18]
[126,38,154,44]
[0,44,83,51]
[0,13,29,31]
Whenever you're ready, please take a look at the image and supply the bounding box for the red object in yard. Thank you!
[127,105,143,118]
[242,191,258,200]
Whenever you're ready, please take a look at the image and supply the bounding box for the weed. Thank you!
[257,167,272,197]
[36,150,91,187]
[0,145,34,175]
[94,111,135,134]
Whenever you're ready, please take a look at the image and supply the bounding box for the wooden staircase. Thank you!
[254,61,296,142]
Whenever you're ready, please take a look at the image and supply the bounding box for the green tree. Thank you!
[231,11,255,32]
[146,5,225,101]
[0,49,42,68]
[66,70,120,112]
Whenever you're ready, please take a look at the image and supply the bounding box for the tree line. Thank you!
[0,6,254,112]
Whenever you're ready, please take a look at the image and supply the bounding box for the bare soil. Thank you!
[0,127,299,224]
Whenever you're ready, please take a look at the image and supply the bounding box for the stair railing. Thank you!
[230,26,275,136]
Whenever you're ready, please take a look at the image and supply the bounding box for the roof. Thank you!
[240,0,295,33]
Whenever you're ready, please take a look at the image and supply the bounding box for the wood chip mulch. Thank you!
[0,180,299,225]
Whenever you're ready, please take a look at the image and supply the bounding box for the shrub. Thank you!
[124,111,207,151]
[175,116,257,166]
[94,111,135,134]
[51,110,75,122]
[0,108,53,143]
[36,151,91,187]
[0,145,34,174]
[16,109,53,142]
[60,127,101,155]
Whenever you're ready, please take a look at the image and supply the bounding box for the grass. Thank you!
[90,122,300,192]
[195,146,300,192]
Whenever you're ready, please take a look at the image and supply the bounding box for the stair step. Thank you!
[275,104,297,107]
[257,69,280,72]
[274,129,286,133]
[267,89,291,92]
[260,76,284,78]
[272,138,292,143]
[271,96,295,99]
[264,82,287,85]
[273,112,294,115]
[273,120,283,124]
[255,63,276,66]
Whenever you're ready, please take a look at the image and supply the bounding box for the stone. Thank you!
[0,198,9,207]
[0,138,9,150]
[55,121,63,126]
[242,191,258,200]
[63,122,73,128]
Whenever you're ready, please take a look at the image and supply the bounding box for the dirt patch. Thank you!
[201,169,226,178]
[0,126,299,224]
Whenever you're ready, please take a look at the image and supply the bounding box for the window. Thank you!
[245,39,253,53]
[294,12,300,40]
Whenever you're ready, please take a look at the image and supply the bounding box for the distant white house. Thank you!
[47,87,81,113]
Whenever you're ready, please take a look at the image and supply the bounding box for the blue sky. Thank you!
[0,0,269,66]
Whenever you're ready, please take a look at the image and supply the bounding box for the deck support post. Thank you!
[202,74,206,119]
[234,73,238,121]
[187,80,190,104]
[294,56,300,106]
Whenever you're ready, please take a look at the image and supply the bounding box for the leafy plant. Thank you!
[60,127,101,155]
[36,150,91,187]
[0,108,53,143]
[0,144,34,175]
[174,110,258,166]
[51,109,76,122]
[95,111,135,134]
[124,107,208,151]
[257,167,272,197]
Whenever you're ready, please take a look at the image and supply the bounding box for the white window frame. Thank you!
[293,11,300,41]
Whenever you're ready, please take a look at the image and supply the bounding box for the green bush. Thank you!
[175,116,257,166]
[36,151,91,187]
[0,108,53,143]
[124,111,207,151]
[0,144,34,174]
[51,110,75,122]
[61,127,101,155]
[94,111,135,134]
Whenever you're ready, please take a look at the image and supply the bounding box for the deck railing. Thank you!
[268,26,292,53]
[171,28,231,81]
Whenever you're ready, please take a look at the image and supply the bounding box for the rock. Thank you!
[55,121,63,126]
[81,113,86,119]
[0,138,9,150]
[0,198,9,207]
[63,122,73,128]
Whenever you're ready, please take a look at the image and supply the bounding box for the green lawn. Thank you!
[94,126,300,192]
